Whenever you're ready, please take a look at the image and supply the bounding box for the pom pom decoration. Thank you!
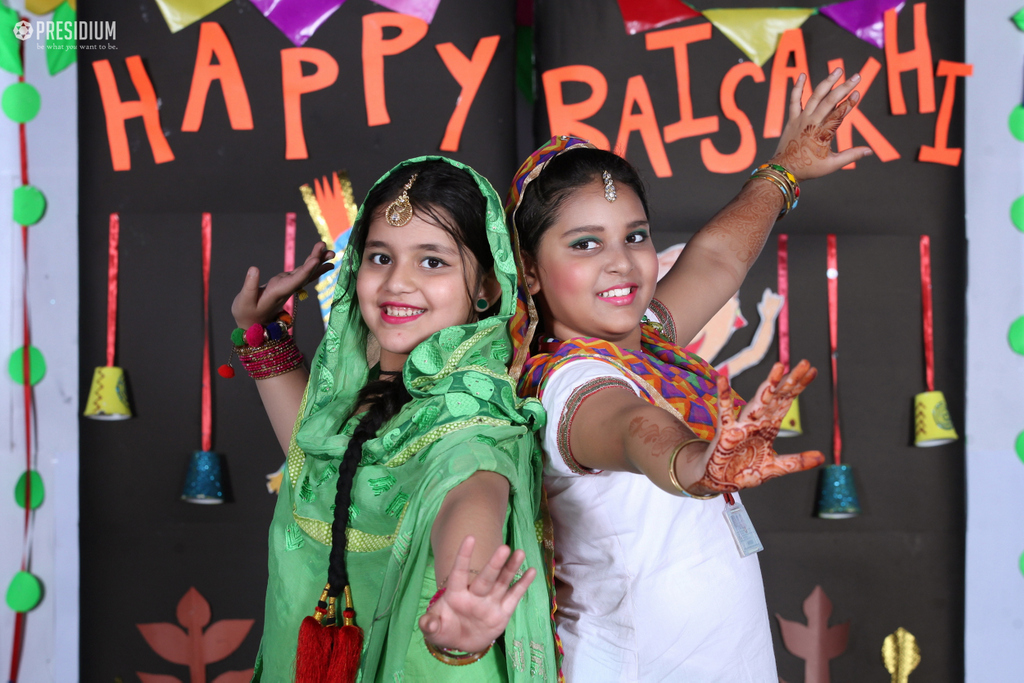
[267,322,284,341]
[297,289,309,301]
[218,364,236,379]
[231,327,247,346]
[245,323,266,348]
[278,312,293,326]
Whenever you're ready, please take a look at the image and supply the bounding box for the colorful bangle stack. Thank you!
[424,638,495,666]
[749,162,800,218]
[219,309,303,380]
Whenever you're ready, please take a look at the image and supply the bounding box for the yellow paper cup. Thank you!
[914,390,957,447]
[777,395,802,437]
[83,366,132,420]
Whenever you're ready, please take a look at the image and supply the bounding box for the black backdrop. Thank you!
[79,1,965,680]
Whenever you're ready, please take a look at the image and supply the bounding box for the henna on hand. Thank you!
[629,416,693,458]
[695,360,825,493]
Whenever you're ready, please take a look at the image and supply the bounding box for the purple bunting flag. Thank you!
[249,0,347,46]
[372,0,443,24]
[820,0,905,50]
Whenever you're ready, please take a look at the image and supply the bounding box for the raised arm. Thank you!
[417,470,536,654]
[230,242,335,453]
[656,69,872,345]
[568,361,824,496]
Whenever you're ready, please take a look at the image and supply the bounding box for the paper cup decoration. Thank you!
[816,235,861,519]
[778,395,803,437]
[181,450,224,503]
[914,236,956,446]
[775,234,801,437]
[85,213,132,419]
[182,214,228,504]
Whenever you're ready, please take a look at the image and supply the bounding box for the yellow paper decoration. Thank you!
[25,0,63,14]
[882,627,921,683]
[153,0,231,33]
[702,8,817,67]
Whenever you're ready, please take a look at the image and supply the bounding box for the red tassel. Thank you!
[325,612,363,683]
[295,615,334,682]
[217,364,235,378]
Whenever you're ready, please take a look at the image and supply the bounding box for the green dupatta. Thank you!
[254,157,558,682]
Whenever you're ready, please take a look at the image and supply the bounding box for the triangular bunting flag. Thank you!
[820,0,905,50]
[373,0,443,24]
[702,8,816,66]
[615,0,702,35]
[153,0,231,33]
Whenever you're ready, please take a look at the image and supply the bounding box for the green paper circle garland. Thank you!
[1016,431,1024,465]
[1009,316,1024,355]
[1,81,40,123]
[7,346,46,386]
[14,470,44,510]
[12,185,45,226]
[1012,196,1024,233]
[1020,550,1024,579]
[5,570,42,612]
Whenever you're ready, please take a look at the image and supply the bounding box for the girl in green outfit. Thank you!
[231,158,558,681]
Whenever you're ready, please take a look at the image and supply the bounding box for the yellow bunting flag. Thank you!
[702,8,817,67]
[25,0,63,14]
[153,0,231,33]
[882,627,921,683]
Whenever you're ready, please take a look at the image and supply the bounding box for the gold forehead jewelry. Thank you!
[386,172,419,227]
[602,170,617,202]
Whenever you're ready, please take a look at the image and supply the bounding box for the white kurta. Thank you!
[539,358,778,682]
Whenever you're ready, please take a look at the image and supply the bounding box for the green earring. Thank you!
[475,298,489,311]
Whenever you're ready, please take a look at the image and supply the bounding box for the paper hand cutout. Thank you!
[882,627,921,683]
[136,587,254,683]
[697,361,824,493]
[776,585,850,683]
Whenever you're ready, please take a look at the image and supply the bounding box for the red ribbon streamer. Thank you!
[201,214,213,453]
[920,235,935,393]
[11,34,31,683]
[827,235,842,466]
[106,213,120,367]
[777,234,790,373]
[283,212,296,316]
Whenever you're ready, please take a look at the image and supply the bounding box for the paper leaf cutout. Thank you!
[211,671,255,683]
[153,0,231,34]
[136,623,190,665]
[820,0,905,50]
[249,0,347,46]
[137,587,255,683]
[1014,8,1024,32]
[202,620,255,663]
[614,0,702,35]
[46,1,77,76]
[775,585,850,683]
[176,587,212,631]
[137,674,182,683]
[372,0,442,24]
[882,627,921,683]
[702,8,816,66]
[0,5,24,76]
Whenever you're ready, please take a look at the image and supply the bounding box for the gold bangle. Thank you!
[424,638,494,666]
[668,438,719,499]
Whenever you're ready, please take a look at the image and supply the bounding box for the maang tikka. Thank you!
[386,172,419,226]
[602,170,617,202]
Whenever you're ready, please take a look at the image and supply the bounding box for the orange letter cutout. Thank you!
[436,35,500,152]
[919,60,972,166]
[181,23,253,132]
[701,61,764,175]
[281,48,339,160]
[614,75,672,178]
[645,23,718,143]
[827,57,899,169]
[363,12,428,127]
[764,28,812,138]
[884,3,935,115]
[92,57,175,171]
[541,65,610,149]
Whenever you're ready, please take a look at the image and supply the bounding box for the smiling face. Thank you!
[356,209,490,371]
[524,179,658,349]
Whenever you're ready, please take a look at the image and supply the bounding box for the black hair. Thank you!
[513,148,650,258]
[326,159,492,603]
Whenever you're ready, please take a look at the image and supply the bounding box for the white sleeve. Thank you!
[539,359,642,477]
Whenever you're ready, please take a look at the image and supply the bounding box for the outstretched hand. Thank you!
[419,536,536,654]
[231,242,335,329]
[694,360,824,494]
[772,69,872,182]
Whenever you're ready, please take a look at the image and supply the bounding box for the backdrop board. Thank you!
[78,1,517,680]
[533,1,965,681]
